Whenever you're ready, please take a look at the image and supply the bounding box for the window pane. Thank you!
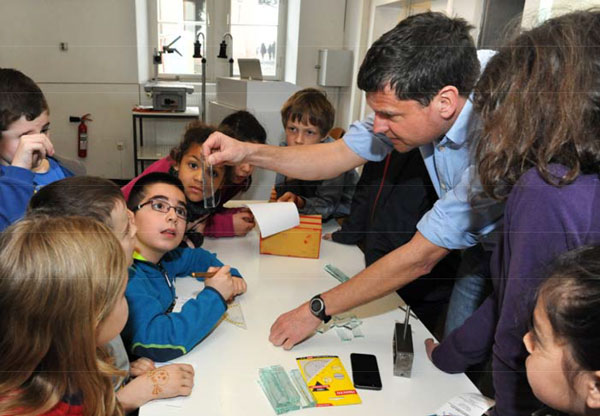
[184,0,206,22]
[230,0,280,78]
[159,23,205,74]
[231,0,279,26]
[231,25,277,76]
[158,0,183,22]
[157,0,206,75]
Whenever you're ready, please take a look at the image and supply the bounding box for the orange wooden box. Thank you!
[259,215,322,259]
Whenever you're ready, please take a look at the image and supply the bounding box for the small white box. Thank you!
[317,49,353,87]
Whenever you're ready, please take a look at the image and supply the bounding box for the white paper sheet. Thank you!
[245,202,299,238]
[433,393,495,416]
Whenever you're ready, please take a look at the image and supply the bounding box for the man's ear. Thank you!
[585,371,600,409]
[435,86,460,120]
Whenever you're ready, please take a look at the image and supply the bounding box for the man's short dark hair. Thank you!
[0,68,48,131]
[28,176,124,228]
[127,172,185,211]
[357,12,479,106]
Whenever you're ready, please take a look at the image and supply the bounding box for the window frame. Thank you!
[148,0,287,82]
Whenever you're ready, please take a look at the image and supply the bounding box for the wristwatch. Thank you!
[309,294,331,323]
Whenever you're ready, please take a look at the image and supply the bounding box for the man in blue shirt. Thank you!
[203,12,504,349]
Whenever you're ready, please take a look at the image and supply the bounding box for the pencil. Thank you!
[191,271,217,278]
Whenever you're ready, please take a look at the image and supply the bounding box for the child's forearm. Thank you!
[116,382,150,413]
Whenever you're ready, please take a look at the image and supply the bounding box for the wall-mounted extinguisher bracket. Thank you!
[70,113,92,158]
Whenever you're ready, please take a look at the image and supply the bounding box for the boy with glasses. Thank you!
[124,172,246,361]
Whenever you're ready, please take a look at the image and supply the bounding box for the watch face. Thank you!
[310,297,323,314]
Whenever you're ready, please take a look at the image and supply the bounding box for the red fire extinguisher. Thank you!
[78,113,92,158]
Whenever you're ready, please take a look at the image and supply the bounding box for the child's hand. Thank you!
[232,209,255,236]
[232,276,247,297]
[11,134,54,171]
[277,192,305,209]
[323,233,332,240]
[269,187,278,202]
[116,364,194,411]
[424,338,439,361]
[204,265,235,301]
[130,357,156,377]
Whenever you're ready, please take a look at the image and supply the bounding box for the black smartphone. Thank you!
[350,353,382,390]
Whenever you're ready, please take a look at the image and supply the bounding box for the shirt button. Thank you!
[438,145,445,151]
[441,183,447,191]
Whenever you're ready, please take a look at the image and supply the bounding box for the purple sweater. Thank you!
[432,165,600,415]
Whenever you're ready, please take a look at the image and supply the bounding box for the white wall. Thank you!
[0,0,145,179]
[285,0,346,128]
[522,0,600,28]
[0,0,140,84]
[284,0,301,84]
[337,0,371,129]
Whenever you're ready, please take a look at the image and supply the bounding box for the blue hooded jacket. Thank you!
[0,159,73,231]
[123,246,243,361]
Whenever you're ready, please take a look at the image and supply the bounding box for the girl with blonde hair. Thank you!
[0,216,193,415]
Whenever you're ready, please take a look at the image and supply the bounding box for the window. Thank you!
[156,0,207,76]
[230,0,285,78]
[152,0,286,81]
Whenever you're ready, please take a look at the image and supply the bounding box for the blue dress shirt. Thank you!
[342,98,503,250]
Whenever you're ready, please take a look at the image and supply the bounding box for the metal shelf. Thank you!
[132,106,199,175]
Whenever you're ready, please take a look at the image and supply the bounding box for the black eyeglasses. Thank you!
[135,199,188,220]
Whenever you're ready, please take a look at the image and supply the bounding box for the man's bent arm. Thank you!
[249,138,365,180]
[205,131,367,181]
[269,231,450,349]
[321,231,449,314]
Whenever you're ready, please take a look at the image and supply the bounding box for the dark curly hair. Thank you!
[474,10,600,200]
[168,121,234,183]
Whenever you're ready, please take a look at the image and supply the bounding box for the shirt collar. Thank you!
[441,96,475,146]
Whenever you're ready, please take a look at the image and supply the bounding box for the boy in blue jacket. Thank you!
[123,172,246,361]
[0,68,73,231]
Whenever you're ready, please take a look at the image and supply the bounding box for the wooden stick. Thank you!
[191,271,217,278]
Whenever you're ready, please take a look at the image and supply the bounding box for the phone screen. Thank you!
[350,353,382,390]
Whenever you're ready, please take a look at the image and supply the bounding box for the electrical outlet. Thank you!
[116,142,124,151]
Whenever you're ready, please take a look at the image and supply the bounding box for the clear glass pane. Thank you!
[158,0,183,22]
[230,24,277,76]
[158,23,205,75]
[231,0,279,26]
[183,0,206,22]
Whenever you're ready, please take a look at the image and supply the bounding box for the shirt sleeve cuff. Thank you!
[417,208,479,250]
[203,286,227,309]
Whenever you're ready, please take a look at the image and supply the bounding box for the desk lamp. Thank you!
[217,32,234,77]
[152,35,183,80]
[193,30,207,122]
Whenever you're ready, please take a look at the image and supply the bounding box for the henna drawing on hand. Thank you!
[148,368,169,395]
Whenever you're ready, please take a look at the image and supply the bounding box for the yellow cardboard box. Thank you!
[259,215,322,259]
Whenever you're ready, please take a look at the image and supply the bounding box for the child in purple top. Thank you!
[426,10,600,415]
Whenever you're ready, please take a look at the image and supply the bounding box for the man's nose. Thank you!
[372,115,388,134]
